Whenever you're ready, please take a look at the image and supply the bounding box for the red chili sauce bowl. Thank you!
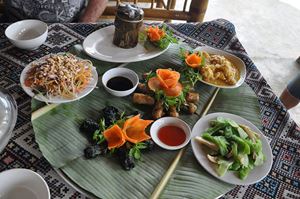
[150,117,191,150]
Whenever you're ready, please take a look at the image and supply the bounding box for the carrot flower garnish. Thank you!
[123,114,153,144]
[103,115,153,149]
[147,26,166,42]
[103,125,126,150]
[147,69,183,97]
[185,53,202,68]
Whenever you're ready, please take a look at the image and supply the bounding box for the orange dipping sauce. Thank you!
[158,126,186,146]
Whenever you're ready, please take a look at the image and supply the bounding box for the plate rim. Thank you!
[20,53,98,104]
[82,25,169,63]
[191,112,273,185]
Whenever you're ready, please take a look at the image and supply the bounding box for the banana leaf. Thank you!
[32,44,260,198]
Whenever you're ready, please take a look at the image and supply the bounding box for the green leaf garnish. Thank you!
[129,142,147,161]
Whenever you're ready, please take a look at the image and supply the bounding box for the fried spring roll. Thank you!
[136,83,152,94]
[188,103,197,114]
[133,93,155,105]
[169,106,179,117]
[186,92,200,103]
[152,100,164,119]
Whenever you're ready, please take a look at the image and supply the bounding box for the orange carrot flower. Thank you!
[147,26,166,42]
[185,53,202,68]
[103,115,153,149]
[122,114,153,144]
[147,69,183,97]
[156,69,180,89]
[103,125,126,150]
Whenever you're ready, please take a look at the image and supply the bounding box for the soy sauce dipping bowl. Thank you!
[150,117,192,150]
[102,68,139,97]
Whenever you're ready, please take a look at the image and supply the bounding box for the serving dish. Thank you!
[32,73,260,198]
[20,53,98,104]
[0,169,50,199]
[0,88,17,153]
[31,42,261,198]
[193,46,246,89]
[5,19,48,50]
[82,26,169,63]
[191,112,273,185]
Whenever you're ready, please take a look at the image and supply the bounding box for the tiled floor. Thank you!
[203,0,300,125]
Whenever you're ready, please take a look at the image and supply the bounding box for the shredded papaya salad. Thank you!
[24,53,93,99]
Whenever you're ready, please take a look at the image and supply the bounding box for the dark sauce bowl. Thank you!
[102,68,139,97]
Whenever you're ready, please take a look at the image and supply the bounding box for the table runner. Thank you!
[0,19,299,198]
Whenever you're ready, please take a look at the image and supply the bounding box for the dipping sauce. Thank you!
[158,126,186,146]
[107,76,133,91]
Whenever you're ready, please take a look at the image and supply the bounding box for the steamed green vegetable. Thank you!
[197,117,266,180]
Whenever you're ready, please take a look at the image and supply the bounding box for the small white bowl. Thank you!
[102,68,139,97]
[150,117,192,150]
[5,20,48,50]
[0,169,50,199]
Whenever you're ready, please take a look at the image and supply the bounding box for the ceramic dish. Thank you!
[195,46,246,89]
[150,117,191,150]
[0,88,17,153]
[5,19,48,50]
[83,26,169,63]
[0,169,50,199]
[191,112,273,185]
[102,68,139,97]
[20,53,98,104]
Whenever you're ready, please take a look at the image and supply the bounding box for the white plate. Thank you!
[191,112,273,185]
[0,169,50,199]
[20,53,98,104]
[195,46,246,89]
[83,25,169,63]
[0,89,17,153]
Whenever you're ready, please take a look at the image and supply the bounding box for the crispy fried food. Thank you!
[169,106,179,117]
[200,54,240,86]
[152,100,164,119]
[188,103,197,114]
[133,93,155,105]
[136,83,152,94]
[186,92,200,103]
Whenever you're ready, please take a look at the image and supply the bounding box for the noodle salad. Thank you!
[24,53,93,99]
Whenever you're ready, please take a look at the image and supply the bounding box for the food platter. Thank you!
[20,53,98,104]
[27,7,269,196]
[31,43,264,197]
[82,26,170,63]
[28,40,268,197]
[191,112,273,185]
